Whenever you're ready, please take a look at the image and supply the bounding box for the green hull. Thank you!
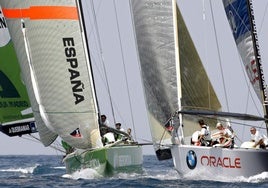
[63,145,143,176]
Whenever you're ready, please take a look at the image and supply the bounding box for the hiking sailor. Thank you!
[250,127,267,149]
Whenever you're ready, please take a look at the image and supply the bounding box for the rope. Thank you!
[112,0,137,138]
[209,0,229,111]
[90,0,117,124]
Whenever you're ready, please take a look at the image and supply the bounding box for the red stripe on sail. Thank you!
[2,6,78,20]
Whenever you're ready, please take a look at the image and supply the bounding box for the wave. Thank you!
[182,168,268,183]
[62,168,103,180]
[61,167,179,181]
[0,164,39,174]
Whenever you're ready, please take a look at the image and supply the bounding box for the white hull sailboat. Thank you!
[130,0,268,178]
[0,0,142,176]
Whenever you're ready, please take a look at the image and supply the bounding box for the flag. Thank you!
[70,128,81,138]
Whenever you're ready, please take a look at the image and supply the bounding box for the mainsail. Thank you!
[1,0,102,149]
[130,0,178,158]
[130,0,221,156]
[222,0,268,108]
[0,7,37,137]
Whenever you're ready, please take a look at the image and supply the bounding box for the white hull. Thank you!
[171,145,268,177]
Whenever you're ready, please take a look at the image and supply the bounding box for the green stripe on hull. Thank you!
[63,145,143,176]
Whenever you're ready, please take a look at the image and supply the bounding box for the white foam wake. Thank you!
[0,164,39,174]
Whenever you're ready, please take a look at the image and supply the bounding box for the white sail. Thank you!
[222,0,268,112]
[0,6,56,144]
[1,0,101,149]
[130,0,177,153]
[130,0,221,151]
[131,0,268,178]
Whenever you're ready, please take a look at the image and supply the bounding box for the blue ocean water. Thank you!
[0,155,267,187]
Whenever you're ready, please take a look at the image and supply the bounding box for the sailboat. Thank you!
[0,10,38,137]
[0,1,142,175]
[130,0,268,177]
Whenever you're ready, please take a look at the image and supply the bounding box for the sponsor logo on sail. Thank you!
[248,0,268,105]
[0,6,10,47]
[9,125,30,134]
[186,150,197,169]
[63,37,85,105]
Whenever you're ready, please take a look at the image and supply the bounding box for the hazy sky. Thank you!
[0,0,268,155]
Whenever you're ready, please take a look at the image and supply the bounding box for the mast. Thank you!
[76,0,100,118]
[172,0,183,143]
[247,0,268,134]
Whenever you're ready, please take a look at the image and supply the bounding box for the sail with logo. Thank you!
[222,0,268,121]
[0,6,57,145]
[0,0,142,175]
[131,0,268,178]
[0,8,37,137]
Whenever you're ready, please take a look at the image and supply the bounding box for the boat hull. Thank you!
[171,145,268,177]
[63,145,143,175]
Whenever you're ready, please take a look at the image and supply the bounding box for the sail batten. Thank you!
[177,109,266,121]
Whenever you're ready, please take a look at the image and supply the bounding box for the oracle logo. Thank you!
[200,155,241,168]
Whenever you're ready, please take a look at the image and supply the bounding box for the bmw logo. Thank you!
[186,150,197,169]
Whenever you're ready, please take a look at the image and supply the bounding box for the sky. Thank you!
[0,0,268,155]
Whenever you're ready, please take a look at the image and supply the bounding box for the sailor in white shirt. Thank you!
[250,127,267,149]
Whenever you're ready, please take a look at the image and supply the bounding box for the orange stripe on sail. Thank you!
[2,6,78,20]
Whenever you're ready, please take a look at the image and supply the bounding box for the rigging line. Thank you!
[225,1,262,116]
[202,0,211,109]
[112,0,137,137]
[238,54,262,116]
[82,1,105,79]
[20,135,65,153]
[255,1,268,34]
[85,1,128,127]
[228,1,268,106]
[90,0,116,124]
[82,2,125,122]
[209,0,229,111]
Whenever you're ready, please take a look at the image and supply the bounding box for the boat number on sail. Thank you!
[62,37,85,105]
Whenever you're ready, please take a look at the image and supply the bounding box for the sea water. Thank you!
[0,155,267,187]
